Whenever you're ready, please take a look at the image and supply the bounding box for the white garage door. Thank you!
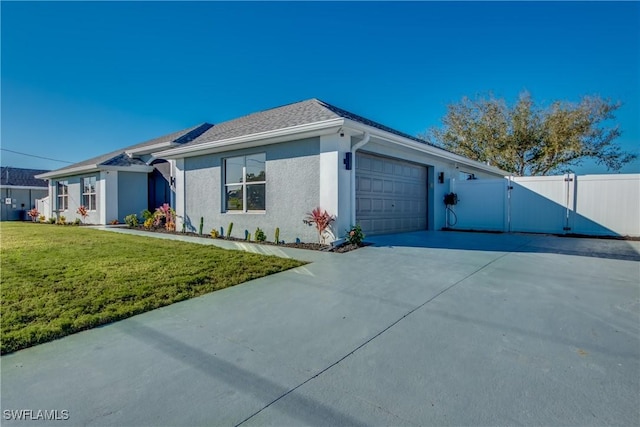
[356,152,428,235]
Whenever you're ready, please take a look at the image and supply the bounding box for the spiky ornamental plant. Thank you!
[303,207,335,244]
[27,208,39,222]
[76,205,89,224]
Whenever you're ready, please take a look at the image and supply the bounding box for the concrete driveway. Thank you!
[2,230,639,426]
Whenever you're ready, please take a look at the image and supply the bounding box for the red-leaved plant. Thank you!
[27,208,39,222]
[303,207,335,244]
[77,205,89,224]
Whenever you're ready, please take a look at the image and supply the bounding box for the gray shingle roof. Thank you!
[46,123,213,176]
[183,99,431,147]
[0,167,50,187]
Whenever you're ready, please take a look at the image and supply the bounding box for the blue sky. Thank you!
[2,1,639,174]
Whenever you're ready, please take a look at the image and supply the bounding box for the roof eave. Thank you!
[0,185,49,190]
[35,164,153,180]
[154,118,345,159]
[36,165,101,180]
[125,141,175,157]
[342,119,512,176]
[100,165,154,173]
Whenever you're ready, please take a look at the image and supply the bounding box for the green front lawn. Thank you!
[0,223,305,354]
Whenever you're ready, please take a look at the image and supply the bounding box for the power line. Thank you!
[1,148,74,164]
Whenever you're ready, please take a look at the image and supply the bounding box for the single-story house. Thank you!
[36,99,508,242]
[36,123,213,224]
[154,99,508,243]
[0,167,50,221]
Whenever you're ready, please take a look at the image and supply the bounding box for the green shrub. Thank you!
[124,214,139,228]
[227,222,233,239]
[345,224,365,246]
[199,217,204,235]
[255,228,266,242]
[73,218,82,226]
[274,227,280,244]
[48,217,56,224]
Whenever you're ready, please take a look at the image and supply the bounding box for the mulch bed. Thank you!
[128,226,367,253]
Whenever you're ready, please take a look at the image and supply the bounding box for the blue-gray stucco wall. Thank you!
[183,137,320,243]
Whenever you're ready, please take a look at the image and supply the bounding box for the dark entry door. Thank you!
[148,162,171,211]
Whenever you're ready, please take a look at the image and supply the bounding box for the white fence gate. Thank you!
[36,196,50,221]
[450,174,640,237]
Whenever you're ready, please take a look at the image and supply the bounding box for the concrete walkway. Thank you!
[2,230,639,426]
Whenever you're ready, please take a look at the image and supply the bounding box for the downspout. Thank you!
[350,132,370,225]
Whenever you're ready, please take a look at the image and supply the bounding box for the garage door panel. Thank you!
[356,152,428,235]
[358,198,371,212]
[359,156,372,171]
[359,177,371,192]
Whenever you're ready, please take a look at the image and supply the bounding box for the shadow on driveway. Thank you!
[367,230,640,262]
[120,320,367,427]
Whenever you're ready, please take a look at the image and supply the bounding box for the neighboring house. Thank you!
[36,123,213,224]
[0,167,50,221]
[154,99,509,243]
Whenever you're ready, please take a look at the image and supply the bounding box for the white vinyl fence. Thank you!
[449,174,640,237]
[36,196,50,221]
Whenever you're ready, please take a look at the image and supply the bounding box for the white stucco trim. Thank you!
[319,134,352,241]
[155,119,344,159]
[99,170,119,224]
[174,159,186,230]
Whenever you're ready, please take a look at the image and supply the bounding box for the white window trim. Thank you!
[224,154,266,213]
[56,181,69,212]
[82,176,97,211]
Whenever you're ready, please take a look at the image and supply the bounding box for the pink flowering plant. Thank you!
[27,208,39,222]
[345,224,365,246]
[154,203,176,231]
[303,207,335,244]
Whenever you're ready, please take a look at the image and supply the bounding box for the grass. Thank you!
[0,223,306,354]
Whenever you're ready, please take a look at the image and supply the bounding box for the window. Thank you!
[82,176,97,210]
[224,153,266,212]
[57,181,69,211]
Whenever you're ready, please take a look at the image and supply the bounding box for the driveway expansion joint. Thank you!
[235,243,529,426]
